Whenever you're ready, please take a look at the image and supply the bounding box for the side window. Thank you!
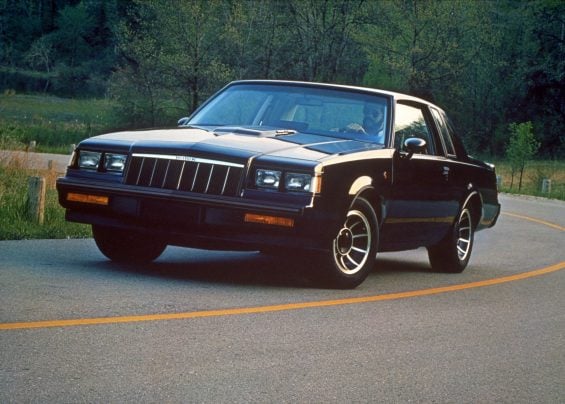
[394,103,435,155]
[431,108,456,157]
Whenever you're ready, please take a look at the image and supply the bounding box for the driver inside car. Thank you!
[339,102,386,143]
[363,102,386,142]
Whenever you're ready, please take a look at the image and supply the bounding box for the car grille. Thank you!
[124,153,245,197]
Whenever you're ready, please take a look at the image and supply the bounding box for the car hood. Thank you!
[79,127,384,163]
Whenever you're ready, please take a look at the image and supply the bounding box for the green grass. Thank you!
[0,92,120,153]
[491,159,565,201]
[0,157,91,240]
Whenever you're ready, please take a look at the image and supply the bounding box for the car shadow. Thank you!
[86,248,433,289]
[375,255,432,275]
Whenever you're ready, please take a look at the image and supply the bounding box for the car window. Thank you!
[189,83,389,144]
[430,107,456,157]
[393,103,435,155]
[189,89,271,125]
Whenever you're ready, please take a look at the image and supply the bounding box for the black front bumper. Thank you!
[57,177,336,252]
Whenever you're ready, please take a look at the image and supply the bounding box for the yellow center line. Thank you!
[1,261,563,331]
[502,212,565,231]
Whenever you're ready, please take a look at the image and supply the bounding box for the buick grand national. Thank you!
[57,80,500,288]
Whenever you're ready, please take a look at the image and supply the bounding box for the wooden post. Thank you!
[541,179,552,194]
[27,176,46,224]
[46,159,56,189]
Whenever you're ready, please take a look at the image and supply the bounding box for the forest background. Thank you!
[0,0,563,158]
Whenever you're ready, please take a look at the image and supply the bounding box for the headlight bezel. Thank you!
[255,169,282,190]
[75,150,128,174]
[103,153,127,173]
[253,167,320,194]
[284,172,313,192]
[77,150,102,171]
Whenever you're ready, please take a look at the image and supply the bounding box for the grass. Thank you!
[0,92,120,153]
[492,159,565,201]
[0,92,117,240]
[0,153,91,240]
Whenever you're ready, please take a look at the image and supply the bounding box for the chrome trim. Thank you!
[191,163,200,191]
[221,167,231,195]
[205,165,214,193]
[176,161,186,190]
[131,153,244,168]
[162,160,171,188]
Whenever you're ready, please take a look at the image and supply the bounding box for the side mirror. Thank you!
[178,117,190,126]
[403,137,427,158]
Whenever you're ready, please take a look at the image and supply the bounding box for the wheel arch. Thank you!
[347,183,384,227]
[463,191,483,230]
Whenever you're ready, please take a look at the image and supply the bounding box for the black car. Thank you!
[57,80,500,288]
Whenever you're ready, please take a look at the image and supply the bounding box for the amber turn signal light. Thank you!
[67,192,109,206]
[244,213,294,228]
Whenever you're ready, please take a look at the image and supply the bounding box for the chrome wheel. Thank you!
[428,206,474,273]
[333,209,373,275]
[456,209,472,261]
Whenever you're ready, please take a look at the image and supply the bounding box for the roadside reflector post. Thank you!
[27,176,46,224]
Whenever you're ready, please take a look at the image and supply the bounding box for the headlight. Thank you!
[78,151,102,170]
[285,172,313,192]
[255,169,281,189]
[104,153,127,173]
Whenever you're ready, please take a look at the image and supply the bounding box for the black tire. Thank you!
[319,197,378,289]
[428,207,474,273]
[92,225,166,263]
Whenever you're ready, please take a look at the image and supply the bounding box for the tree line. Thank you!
[1,0,563,157]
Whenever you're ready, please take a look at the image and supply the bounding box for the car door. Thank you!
[429,106,470,202]
[380,101,458,250]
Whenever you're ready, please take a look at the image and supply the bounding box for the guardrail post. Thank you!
[27,176,46,224]
[496,175,503,189]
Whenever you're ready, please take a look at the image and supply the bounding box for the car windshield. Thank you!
[188,83,390,144]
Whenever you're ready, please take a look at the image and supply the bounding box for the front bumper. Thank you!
[57,177,336,252]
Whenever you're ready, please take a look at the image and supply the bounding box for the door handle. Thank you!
[442,166,450,181]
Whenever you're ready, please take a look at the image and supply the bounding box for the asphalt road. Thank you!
[0,194,563,403]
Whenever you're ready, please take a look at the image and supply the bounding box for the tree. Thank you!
[506,121,540,190]
[516,0,565,158]
[111,0,233,126]
[285,0,366,83]
[358,0,470,99]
